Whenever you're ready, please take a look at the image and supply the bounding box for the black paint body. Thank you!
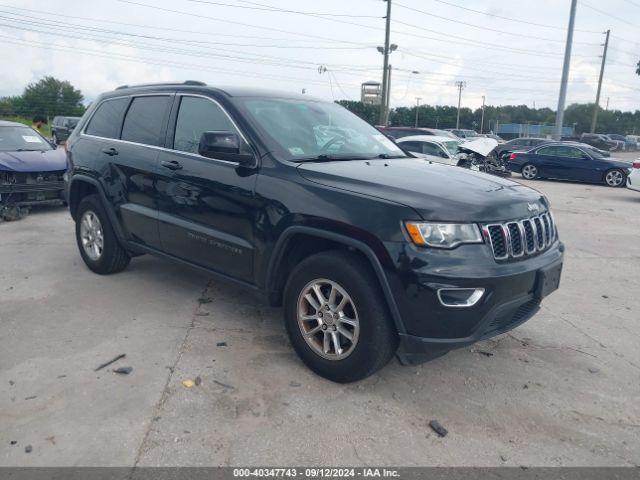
[66,85,564,363]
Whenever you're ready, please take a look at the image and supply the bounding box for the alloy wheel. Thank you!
[605,170,624,187]
[296,278,360,361]
[522,164,537,179]
[80,210,104,261]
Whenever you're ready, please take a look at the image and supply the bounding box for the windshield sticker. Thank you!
[22,135,43,143]
[373,134,398,150]
[288,147,305,155]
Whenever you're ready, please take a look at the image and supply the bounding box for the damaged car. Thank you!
[0,120,67,221]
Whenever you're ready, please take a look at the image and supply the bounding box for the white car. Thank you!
[626,160,640,192]
[397,135,463,166]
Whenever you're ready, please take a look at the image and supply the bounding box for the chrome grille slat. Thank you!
[484,212,557,261]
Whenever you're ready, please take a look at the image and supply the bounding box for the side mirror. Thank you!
[198,131,255,166]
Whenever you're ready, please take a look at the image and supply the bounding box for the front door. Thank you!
[156,95,258,283]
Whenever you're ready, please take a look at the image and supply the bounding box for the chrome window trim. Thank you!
[80,92,254,168]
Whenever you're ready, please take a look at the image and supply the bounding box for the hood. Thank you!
[298,158,547,222]
[0,149,66,172]
[459,137,499,157]
[604,157,634,168]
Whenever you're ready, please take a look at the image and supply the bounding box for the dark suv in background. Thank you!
[65,81,564,382]
[51,116,81,144]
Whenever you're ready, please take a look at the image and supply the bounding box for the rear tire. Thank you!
[521,163,538,180]
[283,250,398,383]
[604,169,626,188]
[75,194,130,274]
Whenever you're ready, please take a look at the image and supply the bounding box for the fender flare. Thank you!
[266,226,406,334]
[68,174,127,243]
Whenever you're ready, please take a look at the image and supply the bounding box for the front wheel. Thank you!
[283,251,398,383]
[521,163,538,180]
[604,169,626,187]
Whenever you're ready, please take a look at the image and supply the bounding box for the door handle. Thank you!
[101,147,119,156]
[161,160,183,171]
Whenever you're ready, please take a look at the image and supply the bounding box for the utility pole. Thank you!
[590,29,610,133]
[455,81,466,129]
[379,0,392,126]
[385,65,392,120]
[554,0,577,140]
[480,95,486,134]
[606,97,610,110]
[415,97,422,127]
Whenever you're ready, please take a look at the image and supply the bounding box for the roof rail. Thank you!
[115,80,207,90]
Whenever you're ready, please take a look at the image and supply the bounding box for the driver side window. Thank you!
[173,96,238,155]
[422,142,444,156]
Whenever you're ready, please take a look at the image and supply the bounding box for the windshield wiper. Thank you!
[374,153,406,159]
[295,154,373,163]
[15,148,46,152]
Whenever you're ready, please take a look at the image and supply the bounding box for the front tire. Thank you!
[75,194,130,274]
[521,163,538,180]
[604,169,626,187]
[283,250,398,383]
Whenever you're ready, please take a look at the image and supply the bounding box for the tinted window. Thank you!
[400,141,422,153]
[85,98,129,139]
[121,96,171,146]
[556,146,586,158]
[173,96,237,154]
[422,142,445,156]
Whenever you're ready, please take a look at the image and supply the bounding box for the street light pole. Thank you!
[480,95,486,134]
[590,29,610,133]
[379,0,392,126]
[554,0,577,140]
[415,97,421,127]
[455,81,466,129]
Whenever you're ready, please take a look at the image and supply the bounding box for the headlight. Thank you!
[405,222,483,248]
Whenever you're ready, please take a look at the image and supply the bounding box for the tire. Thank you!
[75,194,130,274]
[283,250,398,383]
[604,169,626,188]
[521,163,538,180]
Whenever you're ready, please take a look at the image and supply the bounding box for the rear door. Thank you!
[155,94,257,283]
[84,94,172,249]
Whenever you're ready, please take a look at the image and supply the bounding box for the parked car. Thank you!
[376,126,458,140]
[507,142,632,187]
[608,134,635,152]
[396,135,462,166]
[66,81,564,382]
[580,133,617,151]
[626,160,640,192]
[625,135,639,151]
[0,120,66,220]
[51,116,81,145]
[495,137,550,158]
[446,128,479,139]
[481,133,505,144]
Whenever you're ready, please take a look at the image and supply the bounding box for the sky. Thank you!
[0,0,638,111]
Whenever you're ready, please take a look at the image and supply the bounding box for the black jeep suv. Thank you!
[65,81,564,383]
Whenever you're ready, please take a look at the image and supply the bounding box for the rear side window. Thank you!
[121,96,171,146]
[400,141,422,153]
[85,98,129,139]
[173,96,237,154]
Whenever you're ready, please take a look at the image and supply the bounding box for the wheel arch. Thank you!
[68,175,127,241]
[265,226,406,334]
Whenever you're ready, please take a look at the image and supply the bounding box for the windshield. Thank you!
[0,126,53,152]
[236,97,406,161]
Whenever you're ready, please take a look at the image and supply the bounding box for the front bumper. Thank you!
[383,239,564,364]
[0,172,66,207]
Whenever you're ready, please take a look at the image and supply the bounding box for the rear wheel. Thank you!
[283,250,398,383]
[521,163,538,180]
[604,169,626,187]
[75,194,130,274]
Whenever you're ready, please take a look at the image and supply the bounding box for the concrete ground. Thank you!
[1,169,640,467]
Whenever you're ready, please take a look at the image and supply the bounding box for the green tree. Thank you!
[20,76,85,117]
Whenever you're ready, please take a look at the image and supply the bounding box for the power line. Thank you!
[185,0,382,18]
[393,2,600,45]
[417,0,602,34]
[581,2,637,28]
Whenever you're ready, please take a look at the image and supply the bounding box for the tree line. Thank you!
[0,77,86,119]
[337,100,640,135]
